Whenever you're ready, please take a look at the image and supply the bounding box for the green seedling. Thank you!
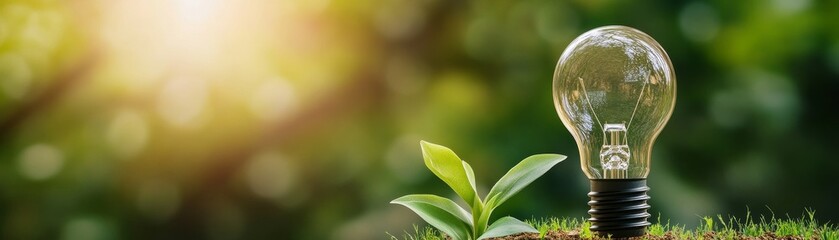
[391,141,566,240]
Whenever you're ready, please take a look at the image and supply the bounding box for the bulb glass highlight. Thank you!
[553,26,676,179]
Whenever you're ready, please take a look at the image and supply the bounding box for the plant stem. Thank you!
[472,203,484,239]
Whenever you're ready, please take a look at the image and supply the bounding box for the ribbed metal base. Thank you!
[588,179,651,238]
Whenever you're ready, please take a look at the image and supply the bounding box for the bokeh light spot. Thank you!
[709,70,800,131]
[771,0,811,15]
[157,76,209,129]
[106,109,149,159]
[0,53,32,100]
[725,152,778,195]
[18,143,64,181]
[245,151,296,200]
[19,9,64,51]
[709,89,749,128]
[249,79,297,121]
[749,71,800,130]
[374,0,426,40]
[679,2,719,43]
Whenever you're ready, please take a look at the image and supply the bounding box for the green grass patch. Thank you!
[390,209,839,240]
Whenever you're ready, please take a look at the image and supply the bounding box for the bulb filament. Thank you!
[577,77,650,178]
[600,123,629,178]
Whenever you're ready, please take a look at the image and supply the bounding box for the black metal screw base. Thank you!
[588,179,651,238]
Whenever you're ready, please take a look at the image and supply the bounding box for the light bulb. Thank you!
[553,26,676,237]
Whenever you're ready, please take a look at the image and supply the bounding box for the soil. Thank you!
[483,230,810,240]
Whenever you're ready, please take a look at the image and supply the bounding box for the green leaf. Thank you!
[475,204,493,237]
[484,154,565,210]
[463,161,477,191]
[420,141,481,209]
[477,216,538,240]
[391,194,473,240]
[461,160,484,236]
[391,194,473,226]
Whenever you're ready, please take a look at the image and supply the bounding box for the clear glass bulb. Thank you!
[553,26,676,179]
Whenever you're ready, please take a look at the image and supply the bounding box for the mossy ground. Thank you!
[390,210,839,240]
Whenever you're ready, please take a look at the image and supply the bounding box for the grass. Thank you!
[389,209,839,240]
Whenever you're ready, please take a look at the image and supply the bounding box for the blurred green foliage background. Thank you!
[0,0,838,239]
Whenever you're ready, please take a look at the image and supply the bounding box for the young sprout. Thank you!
[391,141,566,240]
